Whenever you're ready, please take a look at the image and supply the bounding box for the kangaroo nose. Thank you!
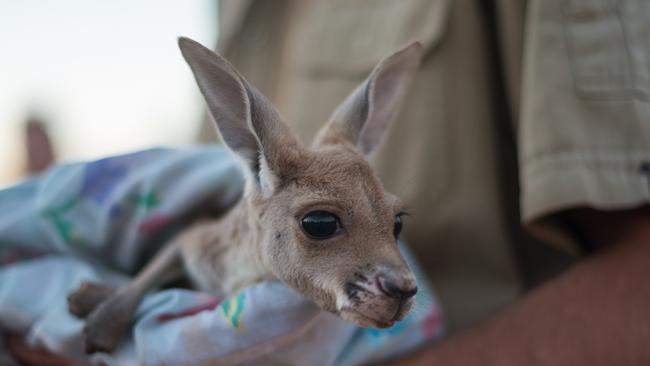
[376,275,418,300]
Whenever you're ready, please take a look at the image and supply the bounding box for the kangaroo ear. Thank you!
[179,37,299,193]
[314,42,422,157]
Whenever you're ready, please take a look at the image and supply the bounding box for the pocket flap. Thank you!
[293,0,451,77]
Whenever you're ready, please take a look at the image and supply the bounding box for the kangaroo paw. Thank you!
[82,292,136,354]
[68,281,117,319]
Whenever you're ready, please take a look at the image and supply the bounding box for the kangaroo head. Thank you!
[179,37,422,328]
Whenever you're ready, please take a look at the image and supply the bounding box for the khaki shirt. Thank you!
[200,0,650,333]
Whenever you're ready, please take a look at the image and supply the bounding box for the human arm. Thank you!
[385,207,650,366]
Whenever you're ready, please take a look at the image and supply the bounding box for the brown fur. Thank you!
[68,37,423,354]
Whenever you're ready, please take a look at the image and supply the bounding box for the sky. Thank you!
[0,0,218,186]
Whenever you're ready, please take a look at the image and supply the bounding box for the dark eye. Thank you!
[301,211,340,239]
[393,214,403,238]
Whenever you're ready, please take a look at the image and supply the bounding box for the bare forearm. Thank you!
[397,212,650,366]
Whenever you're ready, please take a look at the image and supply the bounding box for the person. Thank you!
[200,0,650,364]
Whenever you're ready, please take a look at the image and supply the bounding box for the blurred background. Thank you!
[0,0,218,187]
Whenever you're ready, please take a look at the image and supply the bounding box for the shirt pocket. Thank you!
[293,0,451,78]
[285,0,453,206]
[563,0,650,100]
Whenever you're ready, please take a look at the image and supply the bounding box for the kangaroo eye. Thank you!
[394,214,403,238]
[301,211,340,239]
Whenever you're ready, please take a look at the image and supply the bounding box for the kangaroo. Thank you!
[67,37,422,354]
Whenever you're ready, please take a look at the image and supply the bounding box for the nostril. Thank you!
[376,275,418,300]
[400,286,418,300]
